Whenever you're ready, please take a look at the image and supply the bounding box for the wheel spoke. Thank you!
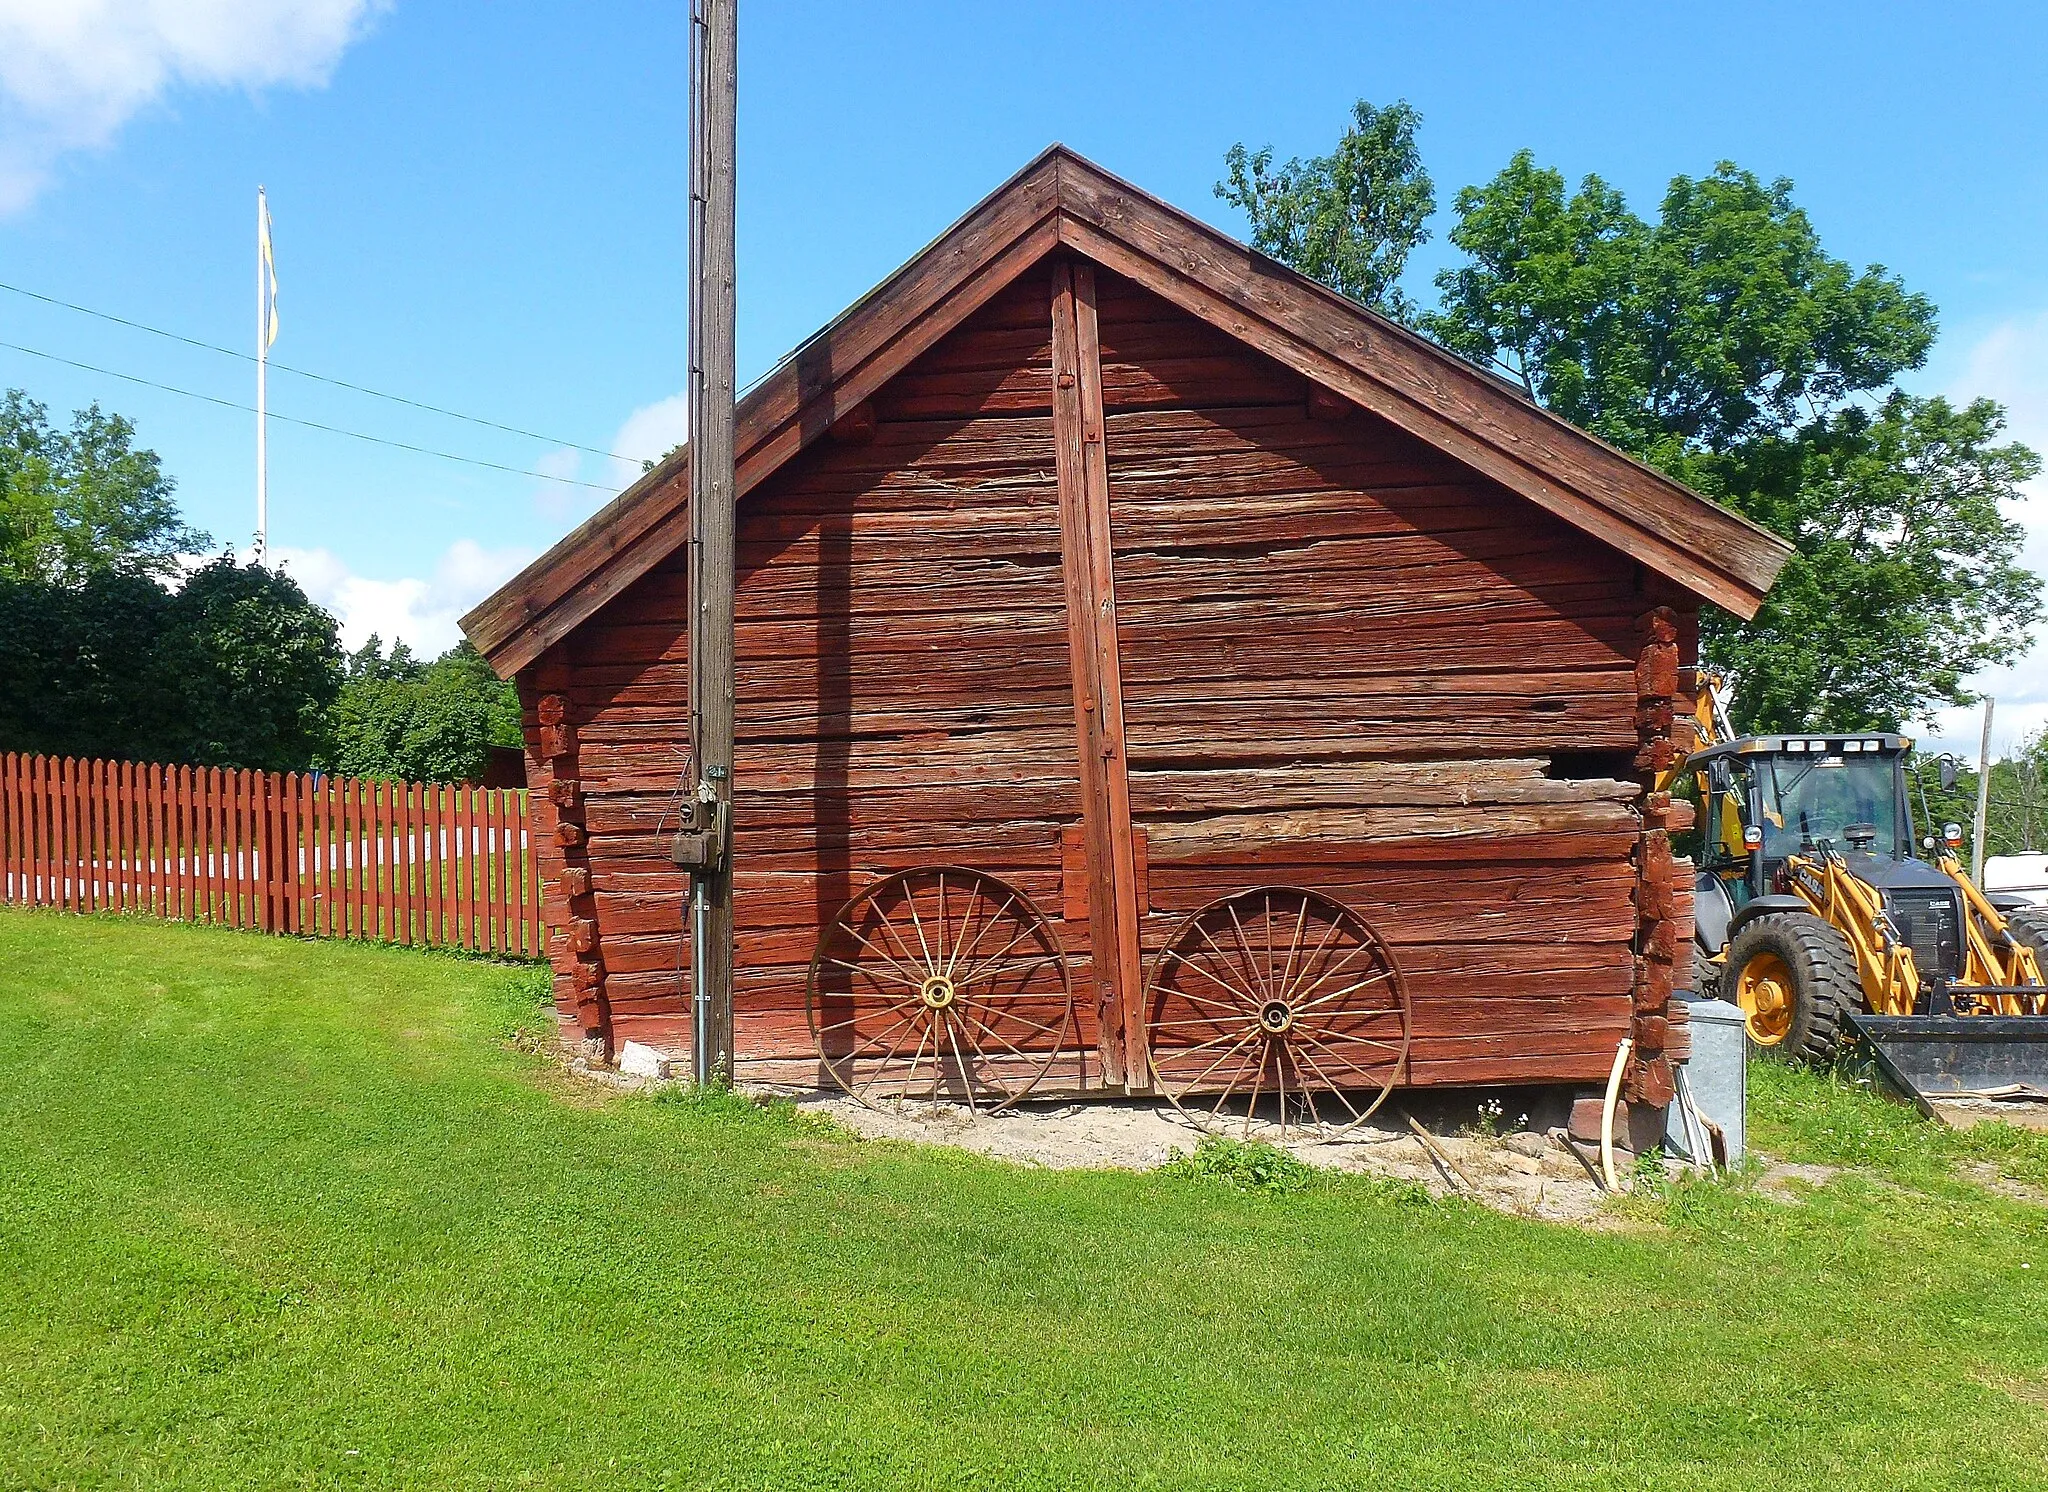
[946,892,1017,980]
[1192,922,1263,1009]
[815,999,921,1043]
[941,1010,976,1111]
[1276,911,1343,1004]
[1161,943,1261,1008]
[1144,886,1407,1136]
[1293,969,1395,1015]
[1206,1038,1264,1118]
[951,921,1045,990]
[1155,1024,1261,1062]
[901,888,939,972]
[1291,928,1377,1001]
[1272,1032,1289,1138]
[954,994,1068,1044]
[1239,1037,1269,1138]
[820,954,924,994]
[1225,903,1273,1003]
[1292,1039,1366,1123]
[1312,1029,1404,1057]
[953,999,1040,1071]
[1275,895,1312,998]
[1169,1027,1261,1088]
[830,1005,923,1065]
[835,922,930,988]
[964,948,1063,992]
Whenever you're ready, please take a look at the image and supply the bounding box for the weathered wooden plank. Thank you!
[468,177,1064,674]
[1051,179,1786,613]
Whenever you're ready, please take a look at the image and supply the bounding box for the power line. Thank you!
[0,339,620,491]
[0,277,634,463]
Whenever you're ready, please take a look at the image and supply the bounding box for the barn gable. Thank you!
[475,147,1788,1111]
[462,146,1791,677]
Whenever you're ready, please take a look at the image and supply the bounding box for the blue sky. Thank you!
[2,1,2045,748]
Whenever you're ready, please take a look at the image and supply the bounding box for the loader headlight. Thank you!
[1944,822,1965,847]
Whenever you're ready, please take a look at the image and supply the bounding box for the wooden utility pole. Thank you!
[1973,696,1995,885]
[683,0,737,1084]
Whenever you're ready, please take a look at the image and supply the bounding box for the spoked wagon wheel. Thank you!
[807,867,1074,1113]
[1146,885,1410,1139]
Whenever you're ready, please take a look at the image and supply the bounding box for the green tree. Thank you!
[1,389,207,583]
[1720,395,2039,732]
[1225,121,2038,732]
[325,637,521,783]
[0,570,176,759]
[154,557,345,772]
[1421,156,2036,731]
[0,557,344,770]
[1906,733,2048,866]
[1424,158,1937,455]
[1217,99,1435,320]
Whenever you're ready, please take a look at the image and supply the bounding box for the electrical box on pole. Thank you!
[675,0,737,1084]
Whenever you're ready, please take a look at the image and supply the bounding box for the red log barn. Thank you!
[463,147,1790,1124]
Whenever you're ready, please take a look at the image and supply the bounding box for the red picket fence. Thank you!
[0,752,542,956]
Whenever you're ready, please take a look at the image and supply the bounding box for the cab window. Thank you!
[1671,770,1705,866]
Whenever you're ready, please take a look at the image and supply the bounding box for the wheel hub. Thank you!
[1736,952,1794,1045]
[919,975,956,1010]
[1258,999,1294,1035]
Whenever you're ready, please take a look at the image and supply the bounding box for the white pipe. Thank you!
[1672,1064,1712,1172]
[1600,1036,1633,1192]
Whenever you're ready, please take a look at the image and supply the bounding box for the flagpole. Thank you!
[255,185,268,560]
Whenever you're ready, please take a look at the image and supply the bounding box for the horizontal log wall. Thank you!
[524,253,1686,1094]
[534,269,1102,1079]
[1093,269,1646,1086]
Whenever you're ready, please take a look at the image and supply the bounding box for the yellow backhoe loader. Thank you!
[1667,681,2048,1108]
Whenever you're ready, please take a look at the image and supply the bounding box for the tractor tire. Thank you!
[2004,907,2048,1010]
[1723,912,1859,1066]
[2003,905,2048,964]
[1692,942,1724,1003]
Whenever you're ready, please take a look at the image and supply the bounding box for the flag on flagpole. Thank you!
[256,186,277,559]
[259,189,279,347]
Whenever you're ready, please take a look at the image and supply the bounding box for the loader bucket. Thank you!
[1847,1013,2048,1117]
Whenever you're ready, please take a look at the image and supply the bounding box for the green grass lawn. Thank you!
[2,908,2045,1490]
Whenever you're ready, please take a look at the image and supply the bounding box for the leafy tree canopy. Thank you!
[1221,116,2039,732]
[324,636,521,783]
[1423,156,1937,455]
[0,557,344,771]
[156,557,345,772]
[1,389,208,584]
[1218,99,1435,320]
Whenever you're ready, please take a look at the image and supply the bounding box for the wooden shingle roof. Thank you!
[463,145,1792,675]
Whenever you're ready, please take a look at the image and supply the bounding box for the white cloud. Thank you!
[0,0,387,211]
[272,537,535,657]
[1919,309,2048,757]
[530,444,588,523]
[609,390,687,490]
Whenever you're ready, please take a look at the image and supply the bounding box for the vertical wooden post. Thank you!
[376,778,394,942]
[1,754,15,904]
[117,759,130,912]
[403,780,420,946]
[686,0,738,1084]
[1049,260,1147,1090]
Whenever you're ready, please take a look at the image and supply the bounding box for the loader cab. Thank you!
[1676,734,1915,950]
